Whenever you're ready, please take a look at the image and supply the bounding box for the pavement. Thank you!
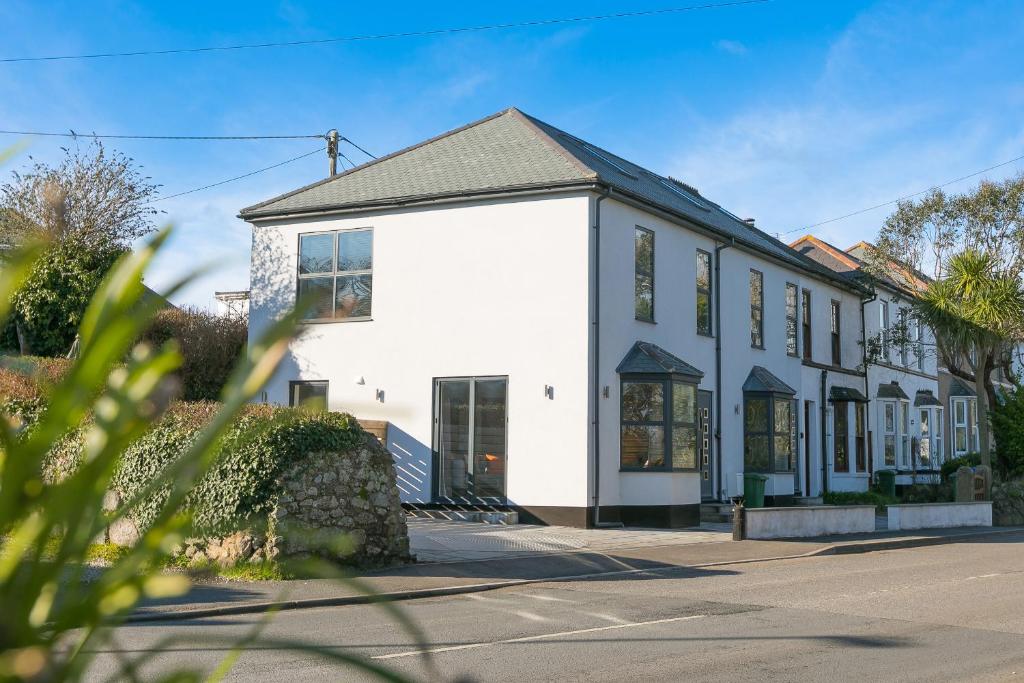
[88,530,1024,681]
[127,518,1024,622]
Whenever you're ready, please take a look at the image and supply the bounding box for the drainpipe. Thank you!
[820,369,829,495]
[714,239,735,500]
[591,188,613,527]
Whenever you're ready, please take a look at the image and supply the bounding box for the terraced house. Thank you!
[241,108,941,528]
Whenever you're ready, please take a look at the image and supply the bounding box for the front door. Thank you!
[698,390,714,500]
[434,377,508,503]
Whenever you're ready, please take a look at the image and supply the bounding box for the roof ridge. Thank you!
[505,108,598,179]
[239,108,513,217]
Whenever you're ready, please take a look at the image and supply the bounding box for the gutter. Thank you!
[591,188,615,527]
[714,239,735,501]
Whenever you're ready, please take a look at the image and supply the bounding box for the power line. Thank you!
[154,147,321,202]
[0,1,772,64]
[0,129,325,140]
[341,136,376,160]
[782,151,1024,237]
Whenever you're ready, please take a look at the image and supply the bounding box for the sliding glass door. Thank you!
[434,377,508,503]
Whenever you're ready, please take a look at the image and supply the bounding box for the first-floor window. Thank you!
[297,228,373,321]
[883,402,897,467]
[744,393,797,472]
[621,378,698,470]
[834,402,849,473]
[290,380,328,409]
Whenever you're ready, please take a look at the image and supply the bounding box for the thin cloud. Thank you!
[715,39,748,55]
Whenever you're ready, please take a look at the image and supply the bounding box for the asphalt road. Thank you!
[85,533,1024,682]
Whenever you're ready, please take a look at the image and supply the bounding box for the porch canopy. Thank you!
[829,386,868,403]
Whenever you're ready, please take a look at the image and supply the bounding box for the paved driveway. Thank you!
[407,517,733,563]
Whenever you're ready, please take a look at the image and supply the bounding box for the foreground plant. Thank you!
[0,230,429,681]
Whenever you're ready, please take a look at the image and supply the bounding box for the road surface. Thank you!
[86,533,1024,681]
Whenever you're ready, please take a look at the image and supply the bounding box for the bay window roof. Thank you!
[742,366,796,395]
[615,341,704,379]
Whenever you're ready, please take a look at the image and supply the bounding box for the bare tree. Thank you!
[0,141,160,249]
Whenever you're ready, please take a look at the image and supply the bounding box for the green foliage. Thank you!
[823,490,896,512]
[941,453,982,482]
[111,403,366,536]
[1,239,125,356]
[139,306,247,401]
[993,389,1024,479]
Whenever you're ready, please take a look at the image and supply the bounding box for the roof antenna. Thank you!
[327,129,339,176]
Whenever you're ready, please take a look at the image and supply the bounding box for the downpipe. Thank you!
[591,188,618,527]
[715,239,735,500]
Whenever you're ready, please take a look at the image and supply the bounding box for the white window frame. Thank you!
[879,301,891,362]
[881,400,897,468]
[951,398,974,457]
[900,400,911,469]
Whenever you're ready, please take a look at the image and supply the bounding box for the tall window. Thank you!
[913,317,924,371]
[621,379,698,470]
[297,229,373,321]
[289,381,328,409]
[801,289,812,360]
[635,227,654,322]
[952,398,968,456]
[919,409,931,469]
[855,404,866,471]
[883,402,897,467]
[899,309,909,366]
[696,250,712,336]
[900,401,910,468]
[750,270,764,348]
[785,283,798,356]
[879,301,890,362]
[834,401,849,473]
[744,394,797,473]
[830,300,842,366]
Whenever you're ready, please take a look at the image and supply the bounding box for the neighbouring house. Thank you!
[791,236,943,487]
[214,289,250,317]
[241,108,950,528]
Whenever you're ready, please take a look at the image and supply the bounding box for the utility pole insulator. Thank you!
[327,129,339,177]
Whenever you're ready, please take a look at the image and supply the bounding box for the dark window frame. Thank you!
[855,402,866,471]
[830,299,842,366]
[696,249,713,337]
[743,391,797,473]
[296,227,374,323]
[785,282,799,357]
[801,289,812,361]
[619,373,700,472]
[634,226,655,322]
[834,400,849,472]
[749,269,764,349]
[289,380,329,409]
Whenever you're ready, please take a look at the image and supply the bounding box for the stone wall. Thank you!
[272,432,411,567]
[112,432,411,569]
[993,480,1024,526]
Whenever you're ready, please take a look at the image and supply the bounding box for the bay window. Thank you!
[744,393,797,473]
[621,378,698,470]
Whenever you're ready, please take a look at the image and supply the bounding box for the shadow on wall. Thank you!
[387,423,432,504]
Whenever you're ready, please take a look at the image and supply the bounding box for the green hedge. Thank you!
[940,453,981,482]
[111,403,366,535]
[2,397,368,536]
[823,490,896,511]
[993,389,1024,479]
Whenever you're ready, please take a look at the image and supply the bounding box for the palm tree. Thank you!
[916,251,1024,469]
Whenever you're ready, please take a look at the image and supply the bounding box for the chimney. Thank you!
[743,217,756,227]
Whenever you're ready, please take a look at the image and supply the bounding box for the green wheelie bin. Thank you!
[743,473,769,508]
[875,469,896,498]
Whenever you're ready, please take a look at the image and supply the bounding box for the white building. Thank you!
[242,108,931,527]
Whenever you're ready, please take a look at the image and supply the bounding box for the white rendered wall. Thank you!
[248,194,593,509]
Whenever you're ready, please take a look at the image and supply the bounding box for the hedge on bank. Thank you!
[1,397,367,537]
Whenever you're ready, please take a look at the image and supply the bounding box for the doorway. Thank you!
[698,390,714,500]
[433,377,508,503]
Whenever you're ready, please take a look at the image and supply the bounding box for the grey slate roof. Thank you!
[830,386,868,403]
[240,108,861,289]
[948,378,977,397]
[742,366,796,395]
[877,382,910,400]
[615,341,704,379]
[914,390,942,407]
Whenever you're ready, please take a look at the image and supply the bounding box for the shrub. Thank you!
[899,483,953,504]
[941,453,981,482]
[0,355,71,401]
[139,306,247,401]
[111,403,366,536]
[1,238,125,356]
[992,479,1024,526]
[993,389,1024,478]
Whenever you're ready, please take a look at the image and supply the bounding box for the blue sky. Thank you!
[3,1,1023,307]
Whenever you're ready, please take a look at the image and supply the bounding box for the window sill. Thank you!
[696,331,714,339]
[751,345,765,351]
[635,317,656,324]
[299,316,373,325]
